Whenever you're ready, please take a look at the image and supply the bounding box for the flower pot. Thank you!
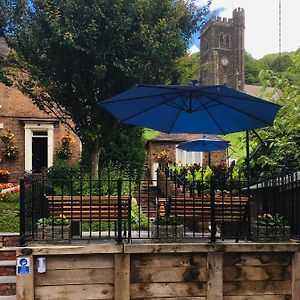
[251,225,291,242]
[151,224,184,243]
[36,225,71,244]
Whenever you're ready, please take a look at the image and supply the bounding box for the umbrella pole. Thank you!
[208,151,211,167]
[246,130,251,239]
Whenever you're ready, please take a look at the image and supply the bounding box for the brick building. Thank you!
[147,133,227,181]
[0,37,81,181]
[0,85,80,181]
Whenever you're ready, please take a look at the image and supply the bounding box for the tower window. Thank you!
[225,35,230,48]
[219,35,224,48]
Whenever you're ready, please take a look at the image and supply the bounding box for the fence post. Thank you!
[116,179,123,244]
[19,179,27,247]
[210,178,216,243]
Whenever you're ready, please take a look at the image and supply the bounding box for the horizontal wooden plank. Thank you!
[125,244,300,254]
[47,196,128,201]
[44,254,114,270]
[21,244,123,256]
[224,296,291,300]
[224,265,291,281]
[224,253,292,266]
[35,283,113,300]
[223,280,291,295]
[131,266,207,283]
[136,296,206,300]
[159,196,248,201]
[35,268,114,286]
[131,253,207,268]
[130,282,206,298]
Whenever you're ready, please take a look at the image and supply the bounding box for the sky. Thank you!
[190,0,300,59]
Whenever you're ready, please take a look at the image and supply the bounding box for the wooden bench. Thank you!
[158,195,249,236]
[45,195,130,236]
[46,195,129,221]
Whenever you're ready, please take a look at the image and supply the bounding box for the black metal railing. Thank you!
[19,170,300,245]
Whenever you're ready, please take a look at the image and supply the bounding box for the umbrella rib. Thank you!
[204,90,280,106]
[104,91,176,104]
[198,102,227,135]
[198,94,276,126]
[166,105,184,133]
[119,95,174,122]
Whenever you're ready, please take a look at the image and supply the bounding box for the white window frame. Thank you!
[24,122,54,172]
[175,146,203,165]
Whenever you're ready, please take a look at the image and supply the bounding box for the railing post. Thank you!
[210,178,216,243]
[116,178,123,244]
[245,130,252,238]
[19,179,27,247]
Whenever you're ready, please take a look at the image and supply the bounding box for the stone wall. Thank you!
[200,8,245,91]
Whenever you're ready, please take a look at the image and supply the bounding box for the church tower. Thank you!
[199,8,245,91]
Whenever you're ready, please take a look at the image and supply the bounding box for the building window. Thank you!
[225,35,230,48]
[220,35,224,48]
[176,147,202,165]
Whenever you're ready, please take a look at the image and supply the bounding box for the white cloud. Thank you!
[195,0,300,58]
[188,45,200,54]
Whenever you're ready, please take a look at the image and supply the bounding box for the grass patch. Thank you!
[0,215,19,232]
[224,132,245,160]
[143,129,159,140]
[0,192,20,232]
[0,201,19,211]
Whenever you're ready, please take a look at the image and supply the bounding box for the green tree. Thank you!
[244,52,261,85]
[249,65,300,177]
[175,52,200,84]
[0,0,211,177]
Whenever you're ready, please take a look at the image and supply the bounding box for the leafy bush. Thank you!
[45,160,81,180]
[257,213,286,227]
[37,214,70,226]
[153,215,180,226]
[1,192,20,202]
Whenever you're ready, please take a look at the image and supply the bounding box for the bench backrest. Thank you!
[46,195,129,221]
[158,195,248,221]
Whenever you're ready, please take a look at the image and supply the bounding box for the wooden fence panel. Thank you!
[223,252,292,299]
[130,253,207,299]
[34,254,114,300]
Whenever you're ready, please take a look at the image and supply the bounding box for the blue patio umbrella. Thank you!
[177,137,230,167]
[177,137,230,152]
[101,84,281,241]
[101,84,281,135]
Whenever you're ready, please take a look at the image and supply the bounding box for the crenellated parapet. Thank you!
[201,7,245,33]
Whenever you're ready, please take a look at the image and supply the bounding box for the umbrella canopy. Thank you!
[177,137,230,152]
[101,84,281,134]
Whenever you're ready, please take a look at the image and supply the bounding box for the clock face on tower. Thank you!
[221,57,229,66]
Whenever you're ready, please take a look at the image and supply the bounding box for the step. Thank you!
[0,296,16,300]
[0,277,16,284]
[0,249,16,261]
[0,262,16,276]
[0,283,16,296]
[0,233,19,247]
[0,261,15,267]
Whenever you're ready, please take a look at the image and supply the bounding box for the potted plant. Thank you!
[151,215,183,242]
[2,145,19,159]
[56,134,74,160]
[252,213,291,242]
[36,214,71,244]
